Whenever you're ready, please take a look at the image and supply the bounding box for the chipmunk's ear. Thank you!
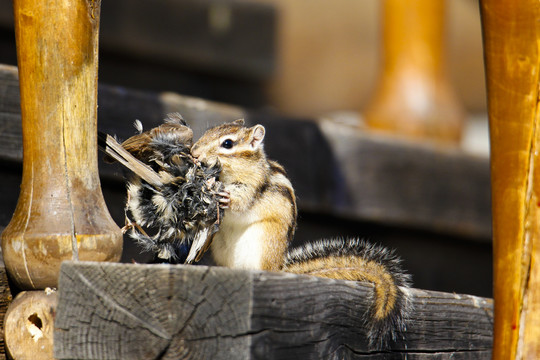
[250,125,265,149]
[232,119,245,126]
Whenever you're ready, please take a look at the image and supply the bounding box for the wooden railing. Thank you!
[0,0,538,358]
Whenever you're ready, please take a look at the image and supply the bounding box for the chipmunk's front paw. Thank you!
[217,190,231,209]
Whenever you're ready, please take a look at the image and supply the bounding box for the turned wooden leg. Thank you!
[480,0,540,358]
[1,0,123,290]
[365,0,464,144]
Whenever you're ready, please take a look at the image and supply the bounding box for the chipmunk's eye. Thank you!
[221,139,234,149]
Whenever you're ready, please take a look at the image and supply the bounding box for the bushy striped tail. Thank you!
[282,237,412,348]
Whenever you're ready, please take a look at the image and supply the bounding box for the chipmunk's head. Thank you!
[192,119,266,168]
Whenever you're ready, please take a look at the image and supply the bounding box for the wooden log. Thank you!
[0,64,492,240]
[364,0,464,144]
[479,0,540,358]
[1,1,123,290]
[4,289,57,360]
[54,261,493,359]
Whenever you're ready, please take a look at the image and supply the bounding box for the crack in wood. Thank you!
[55,260,493,359]
[61,112,79,262]
[20,165,35,288]
[74,268,172,340]
[515,51,540,359]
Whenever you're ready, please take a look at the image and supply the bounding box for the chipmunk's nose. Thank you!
[191,146,205,165]
[191,144,201,159]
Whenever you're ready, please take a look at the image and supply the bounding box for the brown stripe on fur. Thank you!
[249,216,291,270]
[283,255,397,320]
[221,150,262,162]
[269,160,287,176]
[281,191,297,240]
[267,182,297,240]
[254,179,270,202]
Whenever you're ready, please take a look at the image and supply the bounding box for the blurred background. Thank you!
[0,0,492,297]
[0,0,486,118]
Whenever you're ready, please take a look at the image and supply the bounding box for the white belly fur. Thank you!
[210,210,265,269]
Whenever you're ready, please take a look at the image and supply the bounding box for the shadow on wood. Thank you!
[0,64,491,241]
[0,63,494,298]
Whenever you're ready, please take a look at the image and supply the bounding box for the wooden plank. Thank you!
[54,262,493,359]
[253,114,491,239]
[97,87,245,144]
[0,1,13,27]
[0,0,276,79]
[322,119,490,237]
[0,64,244,164]
[0,64,491,239]
[102,0,276,80]
[0,64,21,161]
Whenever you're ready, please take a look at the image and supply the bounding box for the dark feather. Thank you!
[99,113,224,263]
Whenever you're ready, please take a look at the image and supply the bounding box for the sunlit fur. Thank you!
[283,238,412,348]
[192,120,297,270]
[192,121,410,349]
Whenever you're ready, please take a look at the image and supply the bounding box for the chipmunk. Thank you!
[191,119,297,270]
[192,119,411,347]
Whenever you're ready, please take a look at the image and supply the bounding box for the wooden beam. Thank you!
[98,0,276,80]
[480,0,540,358]
[0,0,276,80]
[0,65,491,240]
[54,261,493,359]
[1,1,122,290]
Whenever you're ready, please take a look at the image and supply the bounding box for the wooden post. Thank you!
[364,0,464,144]
[1,0,123,290]
[479,0,540,358]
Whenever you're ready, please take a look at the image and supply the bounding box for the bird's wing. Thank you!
[98,131,164,187]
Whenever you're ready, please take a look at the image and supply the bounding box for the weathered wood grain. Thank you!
[54,262,493,359]
[0,247,11,360]
[0,64,21,161]
[0,64,491,240]
[480,0,540,357]
[2,1,123,290]
[4,289,57,360]
[55,263,251,359]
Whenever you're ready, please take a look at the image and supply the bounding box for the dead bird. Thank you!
[98,113,225,263]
